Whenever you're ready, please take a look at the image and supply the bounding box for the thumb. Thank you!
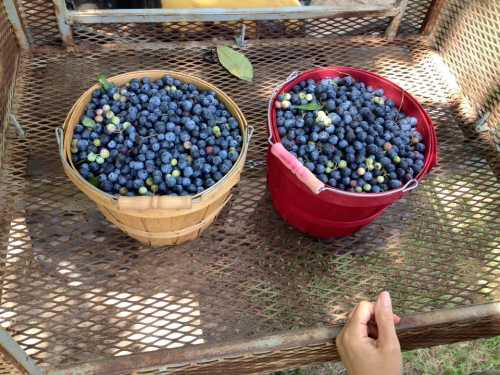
[374,291,399,349]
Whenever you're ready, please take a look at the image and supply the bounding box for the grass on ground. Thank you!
[274,336,499,375]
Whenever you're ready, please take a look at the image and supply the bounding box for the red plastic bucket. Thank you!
[267,67,438,238]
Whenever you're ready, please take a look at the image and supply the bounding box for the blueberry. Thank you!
[338,140,348,149]
[389,180,402,189]
[326,99,336,111]
[318,131,329,141]
[213,171,223,181]
[315,164,325,174]
[183,166,194,177]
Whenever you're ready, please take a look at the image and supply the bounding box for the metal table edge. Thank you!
[44,302,500,375]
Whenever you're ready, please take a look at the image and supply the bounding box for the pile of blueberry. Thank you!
[275,75,426,193]
[71,76,242,196]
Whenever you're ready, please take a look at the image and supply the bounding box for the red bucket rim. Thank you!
[268,66,437,198]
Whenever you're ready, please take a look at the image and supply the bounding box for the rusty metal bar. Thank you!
[385,0,408,40]
[0,328,42,375]
[421,0,448,35]
[47,302,500,375]
[3,0,30,49]
[52,0,74,47]
[66,2,400,24]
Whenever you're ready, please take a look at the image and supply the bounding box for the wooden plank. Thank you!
[421,0,448,35]
[47,302,500,375]
[66,1,400,24]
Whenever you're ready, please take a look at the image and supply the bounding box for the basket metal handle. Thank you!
[57,127,196,209]
[247,125,255,143]
[56,124,252,211]
[55,127,117,203]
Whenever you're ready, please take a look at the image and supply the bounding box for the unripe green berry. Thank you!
[100,148,110,159]
[87,152,96,162]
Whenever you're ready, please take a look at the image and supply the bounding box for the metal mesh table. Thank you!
[0,0,499,374]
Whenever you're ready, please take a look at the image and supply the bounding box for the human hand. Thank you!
[336,291,402,375]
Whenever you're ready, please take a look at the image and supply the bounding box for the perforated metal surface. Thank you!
[70,4,433,47]
[433,0,499,149]
[70,17,396,47]
[400,0,432,34]
[0,351,24,375]
[0,37,498,369]
[14,0,434,47]
[16,0,61,47]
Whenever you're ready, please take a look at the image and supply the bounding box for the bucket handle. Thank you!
[401,178,419,193]
[270,142,324,194]
[319,177,420,196]
[267,71,300,145]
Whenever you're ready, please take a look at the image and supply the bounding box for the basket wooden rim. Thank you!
[60,70,249,212]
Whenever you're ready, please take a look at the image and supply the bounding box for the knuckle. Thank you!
[358,301,371,309]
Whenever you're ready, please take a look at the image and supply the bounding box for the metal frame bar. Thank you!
[66,4,400,24]
[3,0,30,49]
[52,0,75,47]
[0,328,43,375]
[52,0,408,47]
[47,302,500,375]
[0,36,20,169]
[421,0,448,35]
[385,0,408,40]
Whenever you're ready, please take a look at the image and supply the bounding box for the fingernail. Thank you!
[380,291,392,310]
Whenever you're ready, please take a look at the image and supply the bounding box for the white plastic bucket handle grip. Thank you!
[271,143,324,194]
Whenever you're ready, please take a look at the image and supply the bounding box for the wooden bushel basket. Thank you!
[56,70,250,247]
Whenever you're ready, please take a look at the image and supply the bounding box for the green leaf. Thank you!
[293,103,323,111]
[217,46,253,82]
[97,74,112,91]
[88,176,100,188]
